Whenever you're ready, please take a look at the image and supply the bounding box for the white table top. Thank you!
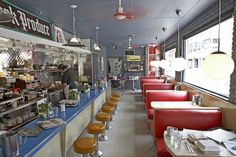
[151,101,219,110]
[164,131,236,157]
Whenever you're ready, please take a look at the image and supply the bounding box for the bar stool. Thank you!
[110,96,120,102]
[112,92,121,98]
[107,100,118,114]
[101,105,115,121]
[87,123,105,157]
[96,112,111,141]
[73,137,96,157]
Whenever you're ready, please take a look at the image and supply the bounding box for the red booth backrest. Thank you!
[141,79,165,92]
[140,77,160,90]
[146,91,188,109]
[143,83,174,98]
[154,109,222,139]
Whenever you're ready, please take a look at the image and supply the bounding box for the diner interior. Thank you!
[0,0,236,157]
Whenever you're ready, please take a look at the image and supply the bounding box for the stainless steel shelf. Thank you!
[0,98,42,117]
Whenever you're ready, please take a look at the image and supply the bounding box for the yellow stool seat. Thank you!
[101,105,115,113]
[73,137,96,154]
[106,102,118,108]
[96,112,111,122]
[87,123,105,134]
[107,100,118,106]
[110,97,120,102]
[112,92,121,98]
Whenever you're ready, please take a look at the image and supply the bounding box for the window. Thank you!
[184,17,233,96]
[164,48,176,78]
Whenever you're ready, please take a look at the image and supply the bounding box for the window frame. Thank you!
[183,16,234,99]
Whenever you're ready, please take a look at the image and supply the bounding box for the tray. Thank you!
[60,99,79,107]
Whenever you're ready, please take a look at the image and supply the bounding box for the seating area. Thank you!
[71,76,231,157]
[146,91,188,121]
[138,77,226,157]
[154,109,222,157]
[73,92,121,157]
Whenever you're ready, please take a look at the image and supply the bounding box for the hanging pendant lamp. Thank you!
[93,27,101,51]
[0,9,14,23]
[114,0,126,20]
[150,60,161,67]
[127,36,133,49]
[172,9,187,72]
[63,5,85,47]
[160,27,169,69]
[203,0,234,80]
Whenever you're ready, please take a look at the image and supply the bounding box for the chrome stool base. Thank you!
[90,150,103,157]
[106,125,112,130]
[99,134,109,141]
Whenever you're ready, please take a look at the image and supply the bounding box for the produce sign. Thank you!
[0,0,52,40]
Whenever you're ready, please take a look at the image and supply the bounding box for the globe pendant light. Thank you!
[94,27,101,51]
[63,5,85,47]
[150,60,160,67]
[172,9,187,72]
[203,0,234,80]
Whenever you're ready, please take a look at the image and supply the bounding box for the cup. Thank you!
[170,128,178,145]
[173,131,181,149]
[167,126,175,137]
[60,103,65,112]
[53,106,59,117]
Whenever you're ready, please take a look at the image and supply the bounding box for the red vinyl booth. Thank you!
[153,109,222,157]
[140,76,160,89]
[146,91,188,120]
[143,83,174,102]
[141,79,165,94]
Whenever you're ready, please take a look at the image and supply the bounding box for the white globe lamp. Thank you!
[150,60,160,67]
[203,51,234,80]
[172,57,187,72]
[160,59,169,69]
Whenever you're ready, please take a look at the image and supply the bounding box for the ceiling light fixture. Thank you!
[114,0,126,20]
[128,37,132,49]
[0,10,14,23]
[63,5,85,47]
[112,44,117,50]
[93,27,101,52]
[127,35,134,49]
[172,9,187,72]
[160,27,169,69]
[203,0,234,80]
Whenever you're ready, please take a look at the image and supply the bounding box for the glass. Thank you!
[170,129,181,149]
[53,106,58,117]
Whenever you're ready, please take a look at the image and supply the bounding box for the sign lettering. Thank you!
[0,1,52,40]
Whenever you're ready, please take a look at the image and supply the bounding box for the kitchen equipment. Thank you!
[0,131,27,157]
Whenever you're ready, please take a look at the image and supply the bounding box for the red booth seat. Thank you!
[146,91,188,119]
[143,83,174,102]
[141,79,165,94]
[154,109,222,157]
